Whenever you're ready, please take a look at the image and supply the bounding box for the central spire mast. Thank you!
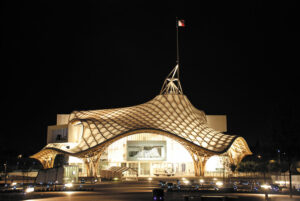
[160,18,185,95]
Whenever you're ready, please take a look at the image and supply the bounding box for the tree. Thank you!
[237,161,257,177]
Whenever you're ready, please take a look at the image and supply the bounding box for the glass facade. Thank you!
[104,133,195,177]
[63,165,78,183]
[68,133,230,177]
[68,133,195,177]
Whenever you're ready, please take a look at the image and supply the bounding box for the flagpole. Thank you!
[176,17,180,82]
[176,18,179,66]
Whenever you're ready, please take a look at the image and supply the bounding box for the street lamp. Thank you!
[277,149,281,164]
[4,162,7,185]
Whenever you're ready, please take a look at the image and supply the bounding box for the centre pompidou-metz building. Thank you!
[31,65,251,177]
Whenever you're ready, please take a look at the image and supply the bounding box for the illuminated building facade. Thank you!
[31,65,251,177]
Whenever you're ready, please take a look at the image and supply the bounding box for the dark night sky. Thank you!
[1,1,299,158]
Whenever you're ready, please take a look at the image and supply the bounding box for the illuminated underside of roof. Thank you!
[31,65,251,174]
[68,94,234,153]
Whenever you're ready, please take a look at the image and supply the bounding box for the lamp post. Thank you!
[4,162,7,185]
[283,151,293,198]
[257,155,265,182]
[277,149,281,164]
[257,155,268,200]
[288,161,292,198]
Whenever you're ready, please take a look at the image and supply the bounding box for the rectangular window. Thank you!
[53,128,68,142]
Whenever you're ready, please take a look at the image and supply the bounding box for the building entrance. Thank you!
[101,133,195,177]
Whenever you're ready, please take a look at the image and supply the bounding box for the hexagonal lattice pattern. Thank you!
[54,94,236,154]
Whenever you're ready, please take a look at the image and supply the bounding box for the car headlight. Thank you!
[183,180,190,184]
[216,181,223,187]
[25,187,34,193]
[11,182,17,186]
[64,183,73,188]
[261,184,271,189]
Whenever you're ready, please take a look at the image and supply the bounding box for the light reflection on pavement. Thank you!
[22,192,300,201]
[1,182,300,201]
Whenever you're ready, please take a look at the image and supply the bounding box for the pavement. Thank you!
[0,181,300,201]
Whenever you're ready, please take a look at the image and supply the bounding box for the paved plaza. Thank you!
[1,181,300,201]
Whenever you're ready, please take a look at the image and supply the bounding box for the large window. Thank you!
[127,141,166,161]
[52,128,68,142]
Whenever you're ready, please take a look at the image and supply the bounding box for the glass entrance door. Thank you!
[140,163,150,176]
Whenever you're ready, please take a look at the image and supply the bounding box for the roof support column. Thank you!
[39,152,57,169]
[187,148,209,177]
[83,153,102,178]
[199,156,208,176]
[83,159,91,177]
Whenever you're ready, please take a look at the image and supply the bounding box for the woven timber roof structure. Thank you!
[31,65,251,174]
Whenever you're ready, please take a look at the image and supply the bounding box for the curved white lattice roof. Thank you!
[68,94,235,153]
[31,65,251,164]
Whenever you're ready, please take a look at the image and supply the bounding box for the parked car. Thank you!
[167,183,173,189]
[159,181,166,188]
[199,181,216,190]
[10,183,23,191]
[259,184,282,193]
[270,184,281,192]
[214,183,235,192]
[233,183,253,192]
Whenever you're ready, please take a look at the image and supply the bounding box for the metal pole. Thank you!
[4,162,7,185]
[289,162,292,198]
[176,18,179,66]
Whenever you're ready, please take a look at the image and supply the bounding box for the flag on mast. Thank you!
[177,19,185,27]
